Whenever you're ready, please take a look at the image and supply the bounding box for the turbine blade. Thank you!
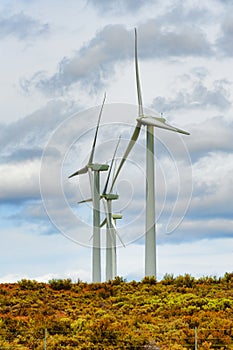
[139,116,190,135]
[102,136,121,195]
[68,165,88,178]
[88,92,106,164]
[102,197,116,242]
[100,217,107,227]
[111,217,125,247]
[135,28,143,117]
[172,126,190,135]
[102,198,111,229]
[110,123,141,192]
[88,168,94,200]
[78,198,92,204]
[102,198,123,246]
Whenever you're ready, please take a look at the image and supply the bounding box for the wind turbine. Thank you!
[111,213,122,278]
[110,28,190,278]
[101,136,125,281]
[68,94,109,283]
[78,136,124,281]
[100,211,123,281]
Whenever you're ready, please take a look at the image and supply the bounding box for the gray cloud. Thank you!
[216,12,233,55]
[40,111,233,245]
[0,99,77,157]
[0,99,78,204]
[152,78,231,112]
[138,20,212,57]
[178,152,233,242]
[23,22,212,95]
[153,115,233,243]
[23,24,132,95]
[158,218,233,244]
[157,1,211,26]
[88,0,212,28]
[185,117,233,160]
[1,147,43,164]
[1,99,232,247]
[87,0,152,13]
[0,12,49,40]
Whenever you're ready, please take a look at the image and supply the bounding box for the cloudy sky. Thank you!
[1,0,233,283]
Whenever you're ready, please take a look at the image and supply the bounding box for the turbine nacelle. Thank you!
[102,193,119,200]
[137,115,190,135]
[112,213,123,220]
[100,213,122,227]
[78,193,118,204]
[68,163,109,178]
[89,163,109,172]
[138,114,166,123]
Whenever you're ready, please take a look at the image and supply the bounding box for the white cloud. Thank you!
[0,226,92,282]
[157,238,233,279]
[0,160,40,202]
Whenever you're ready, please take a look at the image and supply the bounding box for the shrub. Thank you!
[175,274,195,288]
[18,279,41,290]
[48,278,72,291]
[111,276,126,285]
[162,273,175,285]
[141,276,157,285]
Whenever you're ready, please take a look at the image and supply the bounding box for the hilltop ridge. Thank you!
[0,273,233,349]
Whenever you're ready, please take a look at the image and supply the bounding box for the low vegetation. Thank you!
[0,273,233,349]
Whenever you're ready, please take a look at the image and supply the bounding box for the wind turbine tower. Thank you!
[69,94,109,283]
[110,29,190,278]
[101,137,124,281]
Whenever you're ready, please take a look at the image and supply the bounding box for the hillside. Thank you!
[0,274,233,349]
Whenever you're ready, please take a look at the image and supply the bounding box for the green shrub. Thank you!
[162,273,175,285]
[18,279,41,290]
[48,278,72,290]
[175,274,195,288]
[111,276,126,285]
[141,276,157,285]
